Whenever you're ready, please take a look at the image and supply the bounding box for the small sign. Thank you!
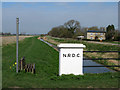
[58,44,85,76]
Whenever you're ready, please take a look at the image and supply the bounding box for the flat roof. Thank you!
[87,30,106,33]
[57,43,86,48]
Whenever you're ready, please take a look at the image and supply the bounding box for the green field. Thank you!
[104,41,120,44]
[50,37,119,51]
[2,37,119,88]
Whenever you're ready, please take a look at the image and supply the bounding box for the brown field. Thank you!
[1,36,33,46]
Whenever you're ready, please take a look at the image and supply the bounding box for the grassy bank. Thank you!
[43,36,119,71]
[50,37,119,51]
[2,36,119,88]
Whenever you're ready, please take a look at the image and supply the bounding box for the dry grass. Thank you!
[1,36,33,46]
[42,36,60,45]
[85,52,118,59]
[84,52,119,71]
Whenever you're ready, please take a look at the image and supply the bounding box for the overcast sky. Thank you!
[2,2,118,34]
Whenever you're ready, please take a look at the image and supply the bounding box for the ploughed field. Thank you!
[1,36,32,46]
[2,36,119,88]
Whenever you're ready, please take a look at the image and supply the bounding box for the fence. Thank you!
[19,57,35,74]
[40,38,120,70]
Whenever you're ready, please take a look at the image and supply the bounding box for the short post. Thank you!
[16,18,19,73]
[58,43,86,76]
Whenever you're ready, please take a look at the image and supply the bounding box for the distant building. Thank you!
[86,30,106,40]
[77,36,84,40]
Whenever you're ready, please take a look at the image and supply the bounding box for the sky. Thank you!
[2,2,118,34]
[1,0,120,2]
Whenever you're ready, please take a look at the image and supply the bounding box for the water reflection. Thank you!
[83,60,114,73]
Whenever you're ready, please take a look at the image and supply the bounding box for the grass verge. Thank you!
[2,36,119,88]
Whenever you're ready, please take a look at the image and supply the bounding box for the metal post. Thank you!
[118,1,120,68]
[16,18,19,73]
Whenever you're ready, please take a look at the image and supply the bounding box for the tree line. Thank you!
[0,32,33,36]
[48,20,83,38]
[105,25,120,41]
[48,20,120,41]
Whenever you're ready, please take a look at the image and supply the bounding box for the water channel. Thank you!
[40,39,114,73]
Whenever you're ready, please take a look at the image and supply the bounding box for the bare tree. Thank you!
[64,20,81,34]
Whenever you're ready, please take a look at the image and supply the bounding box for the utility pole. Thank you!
[16,18,19,73]
[118,1,120,31]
